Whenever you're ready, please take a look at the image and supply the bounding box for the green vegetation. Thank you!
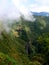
[0,16,49,65]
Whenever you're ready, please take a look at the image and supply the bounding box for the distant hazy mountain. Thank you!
[31,12,49,16]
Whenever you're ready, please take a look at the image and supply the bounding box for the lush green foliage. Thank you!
[0,16,49,65]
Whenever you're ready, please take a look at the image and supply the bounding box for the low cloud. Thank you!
[0,0,35,34]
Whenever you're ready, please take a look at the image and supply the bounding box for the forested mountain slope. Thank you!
[0,16,49,65]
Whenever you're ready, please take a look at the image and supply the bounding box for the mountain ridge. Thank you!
[31,12,49,16]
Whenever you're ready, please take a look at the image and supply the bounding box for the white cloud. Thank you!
[30,0,49,12]
[0,0,49,19]
[12,0,35,21]
[30,4,49,12]
[35,0,49,4]
[12,0,29,14]
[0,0,21,19]
[0,0,30,19]
[12,0,49,13]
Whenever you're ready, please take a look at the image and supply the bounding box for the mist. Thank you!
[0,12,35,34]
[0,0,36,35]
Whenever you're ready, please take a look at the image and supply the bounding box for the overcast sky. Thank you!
[0,0,49,18]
